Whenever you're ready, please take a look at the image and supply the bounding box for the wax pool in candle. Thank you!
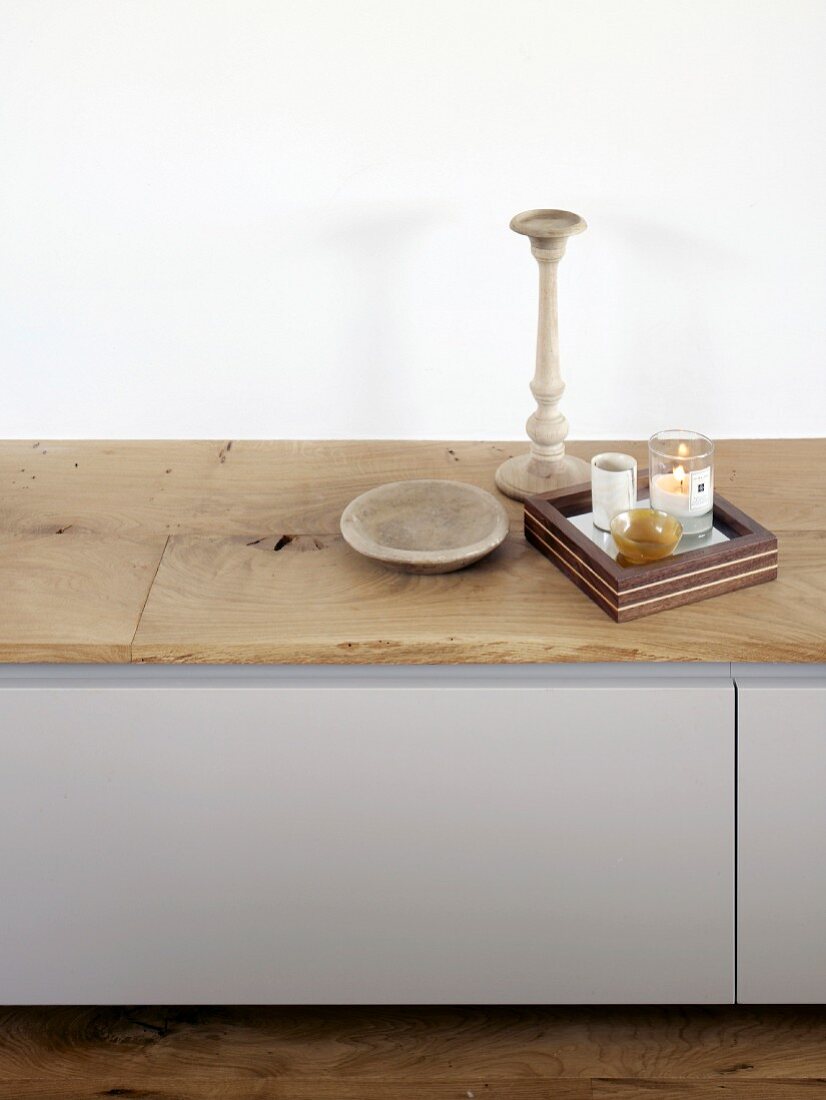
[651,465,692,517]
[650,463,713,519]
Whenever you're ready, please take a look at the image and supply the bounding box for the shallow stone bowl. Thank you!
[340,479,509,574]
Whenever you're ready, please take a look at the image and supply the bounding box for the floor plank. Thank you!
[594,1081,826,1097]
[3,1007,826,1095]
[0,1080,592,1100]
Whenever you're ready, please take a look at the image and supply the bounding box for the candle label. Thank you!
[689,466,712,512]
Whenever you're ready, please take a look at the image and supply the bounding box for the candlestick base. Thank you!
[495,452,590,502]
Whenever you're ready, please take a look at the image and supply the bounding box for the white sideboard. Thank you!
[4,663,820,1006]
[0,665,737,1004]
[1,440,824,1005]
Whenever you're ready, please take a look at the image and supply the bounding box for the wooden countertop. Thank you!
[1,439,824,664]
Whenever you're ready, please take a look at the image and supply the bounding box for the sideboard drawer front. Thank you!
[0,679,733,1003]
[738,679,826,1003]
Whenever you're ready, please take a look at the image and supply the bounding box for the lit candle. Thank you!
[648,431,715,536]
[650,463,694,517]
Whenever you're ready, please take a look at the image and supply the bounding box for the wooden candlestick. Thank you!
[495,209,590,502]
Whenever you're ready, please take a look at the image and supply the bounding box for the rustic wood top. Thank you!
[0,440,823,664]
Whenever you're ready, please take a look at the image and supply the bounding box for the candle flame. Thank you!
[673,464,688,490]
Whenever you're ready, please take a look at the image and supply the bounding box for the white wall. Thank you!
[1,0,824,441]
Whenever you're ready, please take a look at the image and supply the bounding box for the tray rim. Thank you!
[524,470,778,599]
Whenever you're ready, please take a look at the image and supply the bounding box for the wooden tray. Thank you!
[524,472,778,622]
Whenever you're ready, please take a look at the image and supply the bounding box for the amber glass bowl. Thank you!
[610,508,683,565]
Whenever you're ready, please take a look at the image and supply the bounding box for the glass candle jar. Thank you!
[648,429,715,536]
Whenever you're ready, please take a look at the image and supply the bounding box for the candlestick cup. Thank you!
[648,430,715,536]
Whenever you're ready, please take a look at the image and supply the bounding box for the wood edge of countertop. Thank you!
[131,633,826,666]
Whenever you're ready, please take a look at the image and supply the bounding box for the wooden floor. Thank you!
[1,1006,826,1098]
